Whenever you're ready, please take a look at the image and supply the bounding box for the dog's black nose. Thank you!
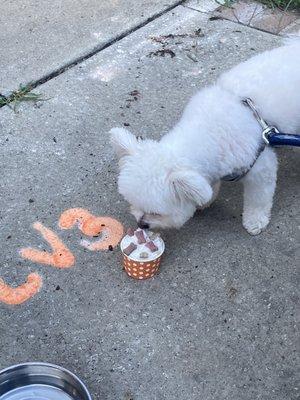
[138,221,149,230]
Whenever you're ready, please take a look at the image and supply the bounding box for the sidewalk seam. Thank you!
[0,0,187,108]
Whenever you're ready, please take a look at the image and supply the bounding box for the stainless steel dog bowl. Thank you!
[0,363,92,400]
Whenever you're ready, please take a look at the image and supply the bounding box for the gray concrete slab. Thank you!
[184,0,220,13]
[0,0,183,93]
[1,5,299,400]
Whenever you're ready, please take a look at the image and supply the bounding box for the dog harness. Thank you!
[221,98,300,182]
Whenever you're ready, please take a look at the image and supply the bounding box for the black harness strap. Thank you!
[221,141,265,182]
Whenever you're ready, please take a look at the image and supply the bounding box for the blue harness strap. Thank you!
[267,132,300,147]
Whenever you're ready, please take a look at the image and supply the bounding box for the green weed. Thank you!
[0,84,46,111]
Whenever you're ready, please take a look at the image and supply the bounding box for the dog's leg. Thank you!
[242,147,277,235]
[211,180,221,204]
[199,181,221,210]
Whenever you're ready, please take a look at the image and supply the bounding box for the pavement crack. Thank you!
[0,0,188,109]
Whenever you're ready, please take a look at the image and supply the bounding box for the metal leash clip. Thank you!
[242,98,279,145]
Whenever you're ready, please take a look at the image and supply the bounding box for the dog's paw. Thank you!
[243,212,270,235]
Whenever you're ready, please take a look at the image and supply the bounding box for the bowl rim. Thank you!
[0,362,92,400]
[120,236,165,262]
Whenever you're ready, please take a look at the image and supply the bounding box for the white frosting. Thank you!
[120,229,164,262]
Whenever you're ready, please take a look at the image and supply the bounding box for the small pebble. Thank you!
[123,242,137,256]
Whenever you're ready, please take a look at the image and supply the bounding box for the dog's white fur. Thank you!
[111,40,300,235]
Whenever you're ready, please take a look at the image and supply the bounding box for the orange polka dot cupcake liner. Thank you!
[122,254,162,280]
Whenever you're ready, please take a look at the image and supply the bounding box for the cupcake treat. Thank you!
[120,228,163,262]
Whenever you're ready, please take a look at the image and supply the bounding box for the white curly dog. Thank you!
[111,39,300,235]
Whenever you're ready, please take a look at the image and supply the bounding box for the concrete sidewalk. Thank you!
[0,2,299,400]
[0,0,184,93]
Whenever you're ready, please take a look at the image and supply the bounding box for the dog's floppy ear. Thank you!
[110,127,138,159]
[170,169,213,206]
